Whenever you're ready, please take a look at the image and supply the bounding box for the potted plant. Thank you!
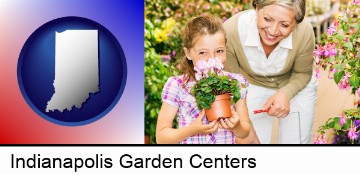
[313,1,360,144]
[190,57,242,121]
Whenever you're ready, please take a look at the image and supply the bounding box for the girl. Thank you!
[156,15,258,144]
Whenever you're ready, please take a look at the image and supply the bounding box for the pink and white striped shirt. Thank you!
[161,71,248,144]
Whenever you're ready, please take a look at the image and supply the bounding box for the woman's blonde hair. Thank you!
[252,0,305,23]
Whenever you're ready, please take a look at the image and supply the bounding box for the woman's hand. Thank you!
[189,110,219,135]
[263,91,290,118]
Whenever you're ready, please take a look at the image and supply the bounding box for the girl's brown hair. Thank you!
[178,14,226,86]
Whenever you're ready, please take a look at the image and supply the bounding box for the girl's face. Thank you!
[256,4,296,47]
[184,32,226,66]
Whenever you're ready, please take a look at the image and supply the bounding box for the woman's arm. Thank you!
[279,18,315,99]
[156,103,219,144]
[263,19,315,118]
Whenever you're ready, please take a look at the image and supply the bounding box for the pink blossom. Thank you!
[357,88,360,96]
[207,58,217,70]
[194,58,225,80]
[338,72,351,90]
[314,56,320,65]
[349,28,355,34]
[214,57,224,70]
[328,68,337,79]
[326,22,339,35]
[194,60,209,80]
[161,54,171,62]
[340,113,346,126]
[195,73,202,81]
[313,45,324,57]
[315,68,321,79]
[348,123,359,141]
[314,134,327,144]
[353,0,360,5]
[326,26,337,36]
[203,5,210,10]
[323,43,337,57]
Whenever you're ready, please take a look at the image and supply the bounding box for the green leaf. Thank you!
[328,121,335,128]
[344,42,353,50]
[352,23,360,30]
[334,123,341,130]
[334,64,344,71]
[349,75,359,89]
[333,117,340,123]
[322,125,328,130]
[334,71,345,84]
[343,123,350,130]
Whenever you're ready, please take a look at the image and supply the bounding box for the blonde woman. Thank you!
[224,0,317,144]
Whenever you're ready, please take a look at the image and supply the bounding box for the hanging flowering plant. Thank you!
[313,1,360,95]
[313,1,360,144]
[190,58,241,110]
[314,108,360,144]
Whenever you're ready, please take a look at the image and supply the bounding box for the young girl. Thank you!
[156,15,257,144]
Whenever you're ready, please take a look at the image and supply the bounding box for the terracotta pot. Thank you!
[205,94,232,122]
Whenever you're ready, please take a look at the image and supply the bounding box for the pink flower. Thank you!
[323,43,337,57]
[194,60,209,80]
[326,22,339,36]
[214,57,224,71]
[348,123,358,141]
[313,45,324,57]
[338,72,351,90]
[314,56,320,65]
[328,68,337,79]
[357,88,360,96]
[315,68,321,79]
[195,73,202,81]
[203,5,210,10]
[161,54,171,62]
[326,26,337,36]
[353,0,360,5]
[194,58,225,80]
[340,113,346,126]
[314,134,327,144]
[207,58,217,71]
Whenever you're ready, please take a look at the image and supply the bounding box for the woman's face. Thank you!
[184,32,226,65]
[256,4,296,47]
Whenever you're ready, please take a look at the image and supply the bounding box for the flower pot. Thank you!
[204,94,232,122]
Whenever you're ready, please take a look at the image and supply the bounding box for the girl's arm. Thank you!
[156,102,219,144]
[231,97,252,139]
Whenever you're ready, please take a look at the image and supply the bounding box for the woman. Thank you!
[224,0,317,144]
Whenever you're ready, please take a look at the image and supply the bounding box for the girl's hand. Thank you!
[262,91,290,118]
[189,110,219,135]
[219,109,240,131]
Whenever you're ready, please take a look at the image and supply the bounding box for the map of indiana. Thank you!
[46,30,99,112]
